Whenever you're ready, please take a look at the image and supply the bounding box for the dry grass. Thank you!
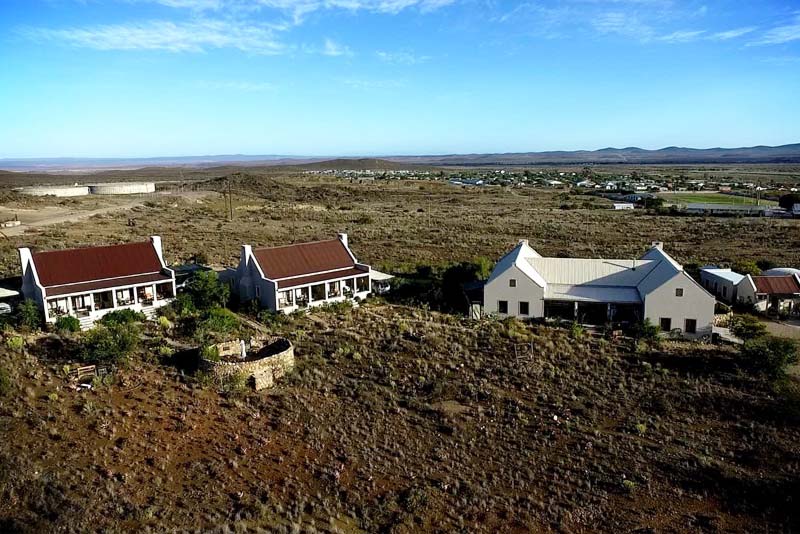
[0,303,798,532]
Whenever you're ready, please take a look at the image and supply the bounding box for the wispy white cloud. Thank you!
[22,19,286,54]
[144,0,455,22]
[709,26,755,40]
[748,15,800,46]
[592,12,654,41]
[376,50,430,64]
[322,37,353,56]
[657,29,705,43]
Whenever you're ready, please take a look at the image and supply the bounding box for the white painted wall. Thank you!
[643,271,715,339]
[484,263,544,318]
[699,271,738,303]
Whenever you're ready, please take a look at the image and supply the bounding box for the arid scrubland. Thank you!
[0,172,799,533]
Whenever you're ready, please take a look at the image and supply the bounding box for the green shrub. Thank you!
[258,310,289,328]
[219,371,248,396]
[740,335,799,379]
[157,316,173,332]
[15,300,42,331]
[200,344,220,362]
[55,315,81,333]
[5,336,24,352]
[172,293,197,317]
[570,322,585,340]
[731,260,761,277]
[632,319,660,345]
[0,365,10,397]
[730,314,767,341]
[81,323,140,364]
[99,309,146,326]
[188,271,230,311]
[197,307,240,338]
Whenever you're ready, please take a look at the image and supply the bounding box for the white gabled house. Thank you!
[483,240,715,338]
[235,233,372,313]
[19,237,176,329]
[699,267,745,304]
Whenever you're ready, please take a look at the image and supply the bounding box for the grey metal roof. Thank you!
[526,257,658,287]
[544,284,642,303]
[701,268,745,284]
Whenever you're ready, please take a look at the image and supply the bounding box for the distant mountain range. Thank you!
[2,144,799,172]
[387,143,800,166]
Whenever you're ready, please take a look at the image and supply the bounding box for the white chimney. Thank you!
[18,247,33,278]
[241,244,253,264]
[338,233,348,248]
[651,241,663,250]
[150,236,165,266]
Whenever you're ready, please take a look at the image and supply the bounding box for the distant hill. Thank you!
[1,143,799,172]
[384,143,800,166]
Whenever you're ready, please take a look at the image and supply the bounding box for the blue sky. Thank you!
[1,0,799,158]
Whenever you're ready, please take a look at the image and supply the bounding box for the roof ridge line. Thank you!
[252,238,339,251]
[31,240,152,255]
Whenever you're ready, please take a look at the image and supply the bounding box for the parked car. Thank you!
[0,302,12,315]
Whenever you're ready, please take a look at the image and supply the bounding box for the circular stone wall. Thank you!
[16,186,90,197]
[201,337,295,390]
[89,182,156,195]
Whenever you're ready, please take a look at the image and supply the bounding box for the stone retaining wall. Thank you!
[201,337,294,391]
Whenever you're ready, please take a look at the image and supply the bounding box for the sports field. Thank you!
[658,192,777,205]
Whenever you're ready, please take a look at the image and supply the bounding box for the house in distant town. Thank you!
[234,233,373,313]
[19,237,176,329]
[612,203,635,210]
[483,241,715,339]
[737,274,800,315]
[700,267,745,304]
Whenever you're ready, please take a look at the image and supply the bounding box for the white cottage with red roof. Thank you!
[19,236,176,328]
[235,233,372,313]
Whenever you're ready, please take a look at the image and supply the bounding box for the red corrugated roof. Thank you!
[32,241,163,288]
[45,272,172,297]
[752,275,800,295]
[253,239,355,280]
[277,266,368,289]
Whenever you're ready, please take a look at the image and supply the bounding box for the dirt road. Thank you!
[0,191,217,237]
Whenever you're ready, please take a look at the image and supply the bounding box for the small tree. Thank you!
[16,299,42,331]
[756,259,776,272]
[732,260,761,277]
[81,323,140,364]
[189,271,230,311]
[740,335,798,379]
[632,318,660,344]
[730,314,767,341]
[55,315,81,334]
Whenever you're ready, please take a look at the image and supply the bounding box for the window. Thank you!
[311,283,326,301]
[675,288,684,297]
[255,285,261,298]
[659,318,672,331]
[357,276,370,292]
[722,286,727,297]
[509,279,517,288]
[684,319,697,334]
[519,301,529,315]
[498,300,508,314]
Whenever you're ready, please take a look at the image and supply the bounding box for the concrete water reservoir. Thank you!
[88,182,156,195]
[16,186,90,197]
